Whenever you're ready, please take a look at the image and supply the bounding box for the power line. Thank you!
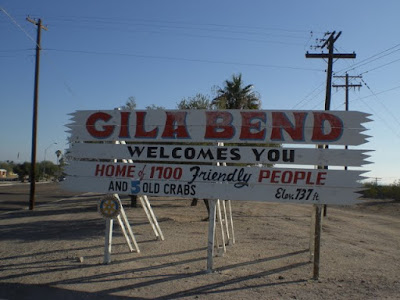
[44,15,317,34]
[0,7,37,45]
[360,78,400,128]
[358,57,400,76]
[46,48,324,72]
[336,43,400,75]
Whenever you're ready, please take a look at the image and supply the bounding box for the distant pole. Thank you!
[306,31,356,279]
[333,73,362,170]
[27,17,48,210]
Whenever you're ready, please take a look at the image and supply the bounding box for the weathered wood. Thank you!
[117,215,133,252]
[222,200,230,244]
[68,143,371,166]
[115,194,140,253]
[207,199,217,272]
[313,204,323,280]
[227,200,235,244]
[138,196,160,239]
[143,195,164,241]
[68,109,371,146]
[104,219,113,264]
[62,176,363,205]
[65,161,365,189]
[217,200,226,253]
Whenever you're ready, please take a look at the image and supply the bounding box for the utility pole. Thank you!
[333,73,362,170]
[306,31,356,110]
[333,73,362,111]
[27,17,48,210]
[305,31,356,280]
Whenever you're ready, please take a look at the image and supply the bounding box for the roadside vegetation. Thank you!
[362,181,400,201]
[0,160,64,182]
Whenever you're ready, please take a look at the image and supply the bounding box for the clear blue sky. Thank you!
[1,0,399,184]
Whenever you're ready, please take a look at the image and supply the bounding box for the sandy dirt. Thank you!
[0,190,399,299]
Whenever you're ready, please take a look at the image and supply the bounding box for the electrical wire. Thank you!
[46,48,324,72]
[361,79,400,128]
[0,7,37,46]
[335,43,400,75]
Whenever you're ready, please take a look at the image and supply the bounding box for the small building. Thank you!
[0,169,7,178]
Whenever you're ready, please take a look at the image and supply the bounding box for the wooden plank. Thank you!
[104,219,113,264]
[68,143,371,166]
[65,161,365,189]
[207,199,217,272]
[67,109,371,145]
[62,177,362,205]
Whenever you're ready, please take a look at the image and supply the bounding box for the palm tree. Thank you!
[212,74,261,109]
[55,150,62,165]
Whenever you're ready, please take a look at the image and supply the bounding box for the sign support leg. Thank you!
[227,200,235,244]
[217,200,226,253]
[104,219,113,264]
[115,194,140,253]
[139,196,160,239]
[207,199,217,272]
[313,204,323,280]
[309,205,316,262]
[117,214,134,252]
[144,195,164,240]
[222,200,230,245]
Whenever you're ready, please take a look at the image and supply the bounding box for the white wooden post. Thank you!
[222,200,230,244]
[139,196,160,239]
[143,195,164,240]
[117,215,134,252]
[217,200,226,253]
[104,219,113,264]
[115,194,140,253]
[207,199,217,272]
[227,200,235,244]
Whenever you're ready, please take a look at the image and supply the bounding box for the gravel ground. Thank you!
[0,193,399,299]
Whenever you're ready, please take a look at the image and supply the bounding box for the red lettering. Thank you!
[271,170,280,183]
[86,112,114,138]
[135,112,158,138]
[306,172,315,185]
[293,171,306,184]
[258,170,270,182]
[127,166,136,178]
[311,112,343,142]
[115,165,127,177]
[281,171,293,183]
[316,172,327,185]
[95,164,105,176]
[204,111,234,139]
[161,112,190,139]
[239,112,266,140]
[270,112,307,141]
[105,165,115,177]
[119,112,130,138]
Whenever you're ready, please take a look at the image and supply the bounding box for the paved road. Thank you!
[0,182,79,212]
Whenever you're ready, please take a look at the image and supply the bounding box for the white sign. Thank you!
[68,110,371,145]
[65,161,364,189]
[62,177,361,205]
[63,109,371,205]
[68,143,370,166]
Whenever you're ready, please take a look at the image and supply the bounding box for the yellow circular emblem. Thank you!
[98,195,121,219]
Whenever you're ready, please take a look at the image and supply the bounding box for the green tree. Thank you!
[177,93,212,109]
[146,104,165,110]
[0,161,14,173]
[122,96,137,110]
[13,162,31,182]
[212,73,261,109]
